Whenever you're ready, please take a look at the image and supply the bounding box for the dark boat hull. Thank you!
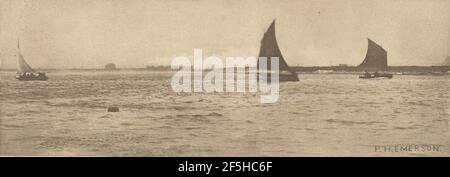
[258,71,299,82]
[279,73,299,82]
[16,75,48,81]
[359,73,393,79]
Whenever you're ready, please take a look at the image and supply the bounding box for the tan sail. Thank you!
[17,41,35,73]
[15,41,48,81]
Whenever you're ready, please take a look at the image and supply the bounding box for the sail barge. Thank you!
[15,41,48,81]
[257,20,299,82]
[358,38,393,79]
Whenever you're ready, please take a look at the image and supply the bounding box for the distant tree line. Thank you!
[146,65,171,70]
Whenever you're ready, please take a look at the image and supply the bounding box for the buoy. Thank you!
[107,107,119,112]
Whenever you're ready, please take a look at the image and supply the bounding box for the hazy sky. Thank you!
[1,0,449,69]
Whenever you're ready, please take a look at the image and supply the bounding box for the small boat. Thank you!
[314,70,334,74]
[257,20,299,82]
[15,41,48,81]
[430,71,446,76]
[359,72,393,79]
[358,38,393,79]
[16,72,48,81]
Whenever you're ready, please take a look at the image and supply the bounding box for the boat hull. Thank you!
[359,73,393,79]
[16,75,48,81]
[258,72,299,82]
[279,73,299,82]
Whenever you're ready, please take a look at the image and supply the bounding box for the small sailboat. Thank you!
[257,20,299,82]
[358,38,393,79]
[15,41,48,81]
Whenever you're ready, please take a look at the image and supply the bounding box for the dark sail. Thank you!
[359,38,388,71]
[257,20,290,71]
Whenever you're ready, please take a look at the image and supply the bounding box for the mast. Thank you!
[359,38,388,71]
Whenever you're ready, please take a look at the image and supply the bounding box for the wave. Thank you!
[325,118,381,126]
[1,124,26,128]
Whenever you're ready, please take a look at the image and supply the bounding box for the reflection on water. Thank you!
[0,70,449,156]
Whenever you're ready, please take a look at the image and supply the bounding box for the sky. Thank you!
[0,0,449,69]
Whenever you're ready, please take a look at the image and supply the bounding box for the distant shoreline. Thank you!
[293,65,450,73]
[1,65,449,74]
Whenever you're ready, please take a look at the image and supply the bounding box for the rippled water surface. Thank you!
[1,70,449,156]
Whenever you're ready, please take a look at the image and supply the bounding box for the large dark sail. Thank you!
[359,38,388,71]
[256,20,299,82]
[257,20,291,72]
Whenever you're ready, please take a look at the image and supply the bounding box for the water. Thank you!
[1,70,449,156]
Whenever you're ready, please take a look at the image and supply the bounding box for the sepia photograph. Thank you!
[0,0,449,161]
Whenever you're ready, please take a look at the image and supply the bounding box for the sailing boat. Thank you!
[257,20,299,82]
[15,41,48,81]
[358,38,393,79]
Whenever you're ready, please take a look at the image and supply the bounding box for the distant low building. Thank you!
[105,63,116,70]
